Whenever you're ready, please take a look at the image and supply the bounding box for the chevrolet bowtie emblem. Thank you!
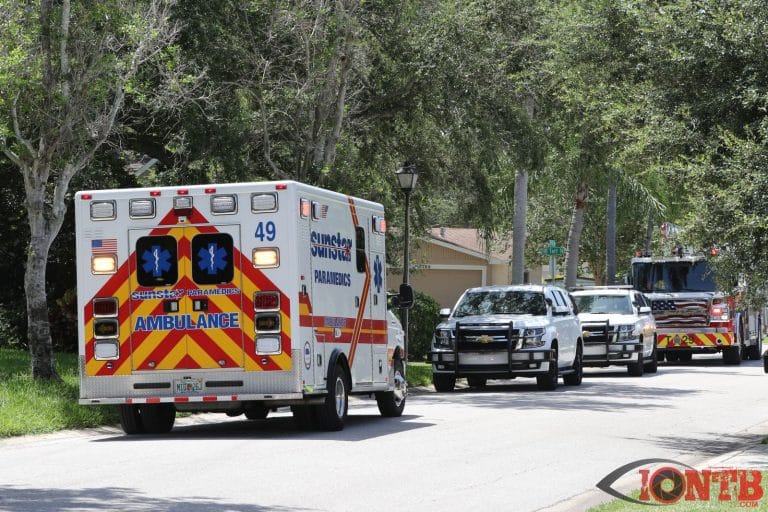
[476,335,494,343]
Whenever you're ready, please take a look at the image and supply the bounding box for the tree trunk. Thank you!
[605,180,617,285]
[644,214,655,255]
[511,168,528,284]
[565,181,589,289]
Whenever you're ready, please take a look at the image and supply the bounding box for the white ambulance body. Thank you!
[75,180,410,433]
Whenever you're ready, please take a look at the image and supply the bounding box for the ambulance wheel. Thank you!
[244,405,269,420]
[376,357,406,417]
[537,346,559,391]
[117,404,145,435]
[314,363,348,431]
[139,404,175,434]
[432,373,456,392]
[291,405,316,430]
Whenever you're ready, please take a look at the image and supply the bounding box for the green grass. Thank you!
[0,348,119,437]
[589,473,768,511]
[406,361,433,387]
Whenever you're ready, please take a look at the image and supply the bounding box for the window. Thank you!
[355,226,366,273]
[136,236,178,287]
[192,233,234,285]
[453,290,547,317]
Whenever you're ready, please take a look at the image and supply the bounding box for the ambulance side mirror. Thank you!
[389,284,414,310]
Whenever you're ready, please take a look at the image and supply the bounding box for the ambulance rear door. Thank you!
[127,224,245,372]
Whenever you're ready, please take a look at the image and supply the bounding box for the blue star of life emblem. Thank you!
[373,255,383,294]
[198,243,228,275]
[142,245,172,277]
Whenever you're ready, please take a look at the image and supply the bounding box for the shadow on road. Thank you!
[0,485,309,512]
[639,430,768,462]
[95,413,434,443]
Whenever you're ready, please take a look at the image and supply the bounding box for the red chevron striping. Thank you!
[134,328,187,371]
[175,353,202,370]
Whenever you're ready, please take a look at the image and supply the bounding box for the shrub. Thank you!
[400,290,441,361]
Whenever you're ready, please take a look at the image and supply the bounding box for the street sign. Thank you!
[543,240,565,256]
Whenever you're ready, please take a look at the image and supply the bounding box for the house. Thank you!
[389,227,543,309]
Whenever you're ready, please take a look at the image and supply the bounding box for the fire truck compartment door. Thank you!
[128,225,245,371]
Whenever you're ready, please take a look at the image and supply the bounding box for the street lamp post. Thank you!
[396,164,418,362]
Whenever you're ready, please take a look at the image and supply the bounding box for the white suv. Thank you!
[571,286,657,376]
[430,285,583,391]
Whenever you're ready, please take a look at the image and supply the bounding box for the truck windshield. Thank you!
[453,290,547,317]
[632,261,718,293]
[574,295,633,315]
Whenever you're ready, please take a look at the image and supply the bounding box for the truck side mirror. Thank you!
[439,308,451,320]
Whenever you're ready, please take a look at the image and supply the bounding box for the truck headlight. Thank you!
[434,328,453,348]
[617,324,636,341]
[522,328,546,348]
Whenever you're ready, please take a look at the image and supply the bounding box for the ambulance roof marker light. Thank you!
[81,194,92,200]
[150,190,161,197]
[177,189,189,195]
[205,188,216,194]
[275,183,288,190]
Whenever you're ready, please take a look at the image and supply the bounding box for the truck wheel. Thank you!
[376,357,406,417]
[314,363,348,431]
[627,356,644,377]
[644,343,659,374]
[537,347,559,391]
[723,346,742,365]
[138,404,175,434]
[656,349,665,362]
[563,344,583,386]
[432,373,456,392]
[666,352,680,362]
[467,376,487,389]
[678,350,692,362]
[747,343,761,361]
[117,404,145,435]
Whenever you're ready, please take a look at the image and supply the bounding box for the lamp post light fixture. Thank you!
[396,164,418,362]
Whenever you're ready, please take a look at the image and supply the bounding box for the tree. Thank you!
[0,0,183,379]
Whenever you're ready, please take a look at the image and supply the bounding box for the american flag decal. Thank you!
[653,299,709,327]
[91,239,117,255]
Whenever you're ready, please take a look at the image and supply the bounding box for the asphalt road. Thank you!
[2,355,768,512]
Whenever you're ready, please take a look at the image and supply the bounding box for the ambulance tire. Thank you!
[314,363,349,431]
[117,404,145,435]
[139,404,175,434]
[376,357,406,417]
[244,405,269,420]
[291,405,316,431]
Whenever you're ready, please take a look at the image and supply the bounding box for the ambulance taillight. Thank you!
[92,298,119,360]
[254,291,281,355]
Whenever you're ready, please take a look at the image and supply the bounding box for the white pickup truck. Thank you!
[429,285,583,391]
[571,286,657,377]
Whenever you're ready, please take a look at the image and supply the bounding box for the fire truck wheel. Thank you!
[314,363,349,431]
[536,345,559,391]
[723,346,742,365]
[138,404,175,434]
[432,373,456,392]
[563,344,583,386]
[747,344,761,361]
[666,352,680,362]
[117,405,145,435]
[656,349,665,362]
[678,350,692,362]
[376,357,406,417]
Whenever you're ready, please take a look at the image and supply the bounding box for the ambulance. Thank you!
[75,180,412,433]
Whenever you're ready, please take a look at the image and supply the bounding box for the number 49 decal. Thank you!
[255,221,276,242]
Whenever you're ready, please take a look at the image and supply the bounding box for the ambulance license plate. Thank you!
[175,378,203,394]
